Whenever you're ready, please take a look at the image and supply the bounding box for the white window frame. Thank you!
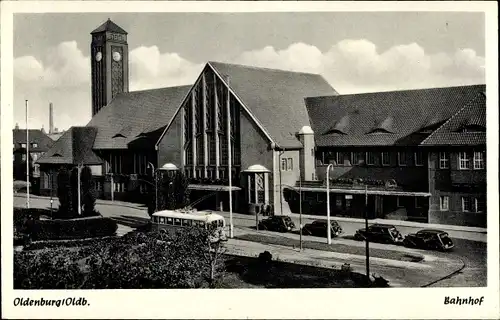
[396,196,403,208]
[439,152,449,169]
[415,197,423,208]
[439,196,449,211]
[381,152,390,166]
[286,158,293,171]
[366,152,375,166]
[459,152,471,170]
[414,151,424,167]
[32,143,38,148]
[281,158,287,171]
[398,152,407,166]
[462,196,472,212]
[473,151,485,170]
[475,197,485,213]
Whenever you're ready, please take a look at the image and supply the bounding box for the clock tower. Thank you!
[90,19,129,116]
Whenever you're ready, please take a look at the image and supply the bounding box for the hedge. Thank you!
[25,216,118,241]
[14,208,46,230]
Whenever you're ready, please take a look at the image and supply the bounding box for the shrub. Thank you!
[57,167,73,218]
[14,228,226,289]
[24,216,118,241]
[70,167,79,214]
[81,166,97,216]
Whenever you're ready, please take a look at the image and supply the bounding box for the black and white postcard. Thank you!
[1,1,498,319]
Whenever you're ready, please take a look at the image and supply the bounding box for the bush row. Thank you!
[24,217,118,241]
[14,228,225,289]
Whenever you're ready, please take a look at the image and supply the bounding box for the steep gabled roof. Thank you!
[421,93,486,146]
[13,129,54,152]
[209,61,338,148]
[306,84,485,147]
[88,85,191,149]
[37,127,102,165]
[91,19,127,34]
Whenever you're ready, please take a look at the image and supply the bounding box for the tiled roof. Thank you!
[209,61,338,149]
[91,19,127,34]
[421,93,486,146]
[88,85,191,149]
[13,129,54,152]
[306,84,485,147]
[36,127,103,165]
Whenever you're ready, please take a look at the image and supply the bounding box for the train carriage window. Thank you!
[153,216,158,223]
[159,217,165,224]
[166,217,173,225]
[182,219,192,227]
[174,218,182,226]
[218,220,224,228]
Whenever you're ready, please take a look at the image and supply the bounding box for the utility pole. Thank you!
[25,100,30,209]
[226,77,233,238]
[365,185,370,280]
[299,168,303,251]
[326,164,333,244]
[77,164,82,215]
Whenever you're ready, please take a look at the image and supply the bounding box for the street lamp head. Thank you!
[159,163,179,171]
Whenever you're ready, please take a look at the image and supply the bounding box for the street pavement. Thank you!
[13,194,486,287]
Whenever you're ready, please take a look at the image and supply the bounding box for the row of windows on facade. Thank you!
[104,153,151,175]
[14,143,38,149]
[439,195,485,213]
[184,137,238,166]
[318,151,425,167]
[317,150,485,170]
[183,166,237,180]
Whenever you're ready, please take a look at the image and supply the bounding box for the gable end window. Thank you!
[439,152,449,169]
[366,152,375,165]
[439,196,449,211]
[381,152,390,166]
[459,152,471,170]
[414,151,424,166]
[473,151,485,170]
[397,152,407,166]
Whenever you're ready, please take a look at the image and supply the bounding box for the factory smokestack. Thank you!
[49,103,54,134]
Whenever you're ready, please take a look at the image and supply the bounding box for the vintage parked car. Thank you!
[354,224,404,244]
[258,215,296,232]
[403,229,455,251]
[302,220,343,237]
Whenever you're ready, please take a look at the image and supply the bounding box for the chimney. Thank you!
[49,102,54,134]
[15,123,19,130]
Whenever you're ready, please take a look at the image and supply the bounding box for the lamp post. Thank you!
[299,168,303,251]
[325,164,333,245]
[365,184,370,280]
[77,164,83,215]
[25,100,30,209]
[147,162,157,211]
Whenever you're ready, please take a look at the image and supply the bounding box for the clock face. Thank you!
[112,51,122,62]
[95,52,102,62]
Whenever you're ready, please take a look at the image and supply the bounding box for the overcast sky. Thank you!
[13,12,485,130]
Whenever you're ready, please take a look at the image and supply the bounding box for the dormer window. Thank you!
[459,125,486,133]
[112,133,126,138]
[367,116,394,134]
[324,128,347,135]
[367,128,392,134]
[21,143,26,148]
[325,115,349,135]
[53,153,63,157]
[32,143,38,148]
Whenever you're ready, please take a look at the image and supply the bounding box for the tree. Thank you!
[57,167,72,218]
[81,166,97,216]
[70,167,79,214]
[157,171,190,211]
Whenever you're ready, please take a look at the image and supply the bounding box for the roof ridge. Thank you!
[420,93,483,145]
[208,60,322,76]
[128,85,193,95]
[309,84,486,100]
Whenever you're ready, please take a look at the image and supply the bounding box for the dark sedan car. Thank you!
[403,229,454,251]
[354,224,404,244]
[258,215,296,232]
[302,220,343,238]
